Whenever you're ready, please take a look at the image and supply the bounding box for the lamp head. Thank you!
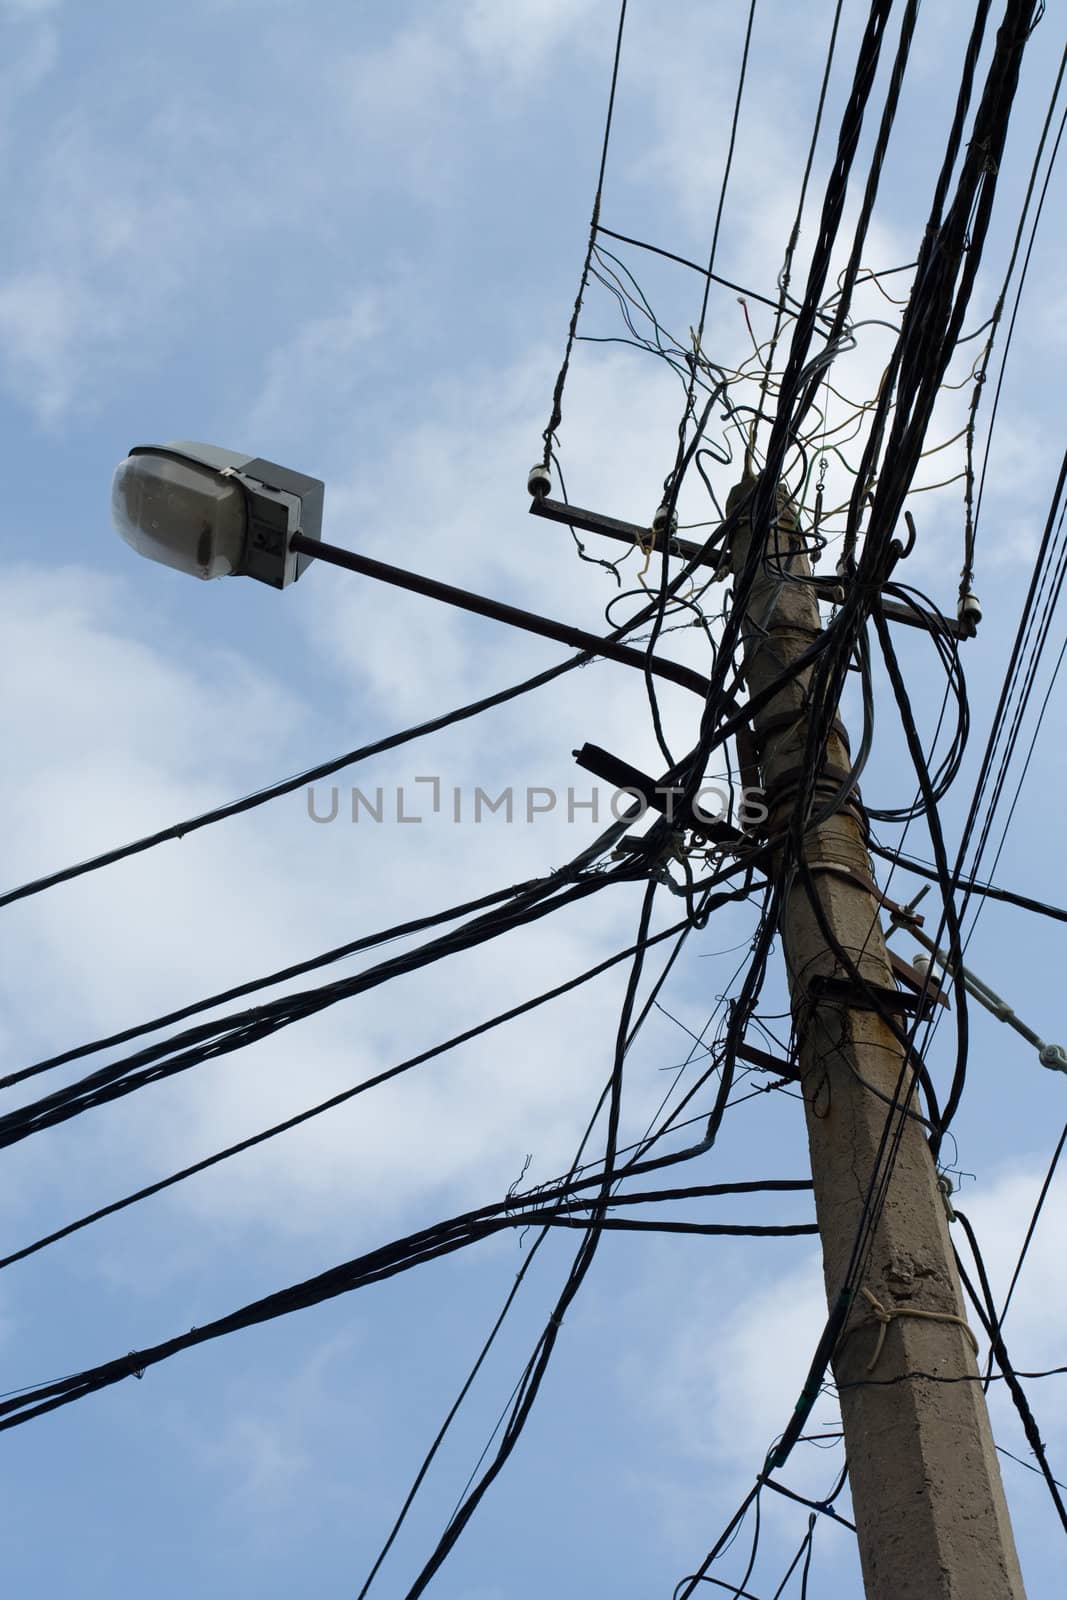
[112,442,324,588]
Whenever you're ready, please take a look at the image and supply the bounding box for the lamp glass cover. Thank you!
[111,453,247,580]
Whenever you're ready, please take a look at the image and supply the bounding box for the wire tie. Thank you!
[855,1287,978,1373]
[128,1353,145,1380]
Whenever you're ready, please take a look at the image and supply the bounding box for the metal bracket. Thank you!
[735,1039,801,1082]
[887,950,949,1011]
[529,494,968,639]
[807,974,941,1019]
[572,742,747,846]
[530,494,717,566]
[807,862,924,926]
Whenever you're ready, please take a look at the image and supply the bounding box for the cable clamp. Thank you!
[1039,1042,1067,1074]
[937,1173,956,1222]
[888,884,929,931]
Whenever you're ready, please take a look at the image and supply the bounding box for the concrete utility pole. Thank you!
[725,477,1026,1600]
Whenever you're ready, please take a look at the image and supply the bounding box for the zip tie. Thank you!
[856,1287,978,1373]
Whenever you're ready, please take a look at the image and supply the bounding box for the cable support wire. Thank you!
[0,862,638,1150]
[0,913,708,1275]
[0,1175,816,1436]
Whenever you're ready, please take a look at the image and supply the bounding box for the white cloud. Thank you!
[628,1156,1067,1580]
[0,8,55,116]
[340,25,453,139]
[0,271,97,420]
[460,0,601,79]
[0,0,604,423]
[0,530,720,1258]
[0,108,211,421]
[332,0,604,192]
[964,1166,1067,1387]
[0,0,60,15]
[2,8,1065,1598]
[246,291,384,441]
[640,1246,835,1479]
[193,1329,364,1504]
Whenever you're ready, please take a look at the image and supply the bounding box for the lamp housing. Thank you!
[111,441,324,588]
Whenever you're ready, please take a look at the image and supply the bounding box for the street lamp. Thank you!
[111,441,324,588]
[111,440,756,843]
[111,440,715,702]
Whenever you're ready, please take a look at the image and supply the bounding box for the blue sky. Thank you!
[1,1,1066,1595]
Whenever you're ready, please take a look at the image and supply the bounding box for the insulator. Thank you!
[527,464,552,499]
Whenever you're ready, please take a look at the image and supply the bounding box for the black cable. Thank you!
[969,37,1067,562]
[540,0,627,466]
[761,1476,854,1533]
[998,1444,1067,1491]
[728,1482,762,1600]
[948,442,1067,941]
[985,1120,1067,1379]
[0,1185,817,1436]
[872,607,968,1149]
[793,1517,817,1600]
[802,0,921,462]
[3,878,546,1089]
[750,0,846,462]
[408,866,775,1595]
[0,867,630,1151]
[0,915,707,1275]
[839,0,1038,585]
[840,1365,1067,1387]
[359,877,749,1599]
[520,1216,816,1237]
[659,5,779,760]
[1,837,767,1156]
[354,1230,549,1600]
[869,840,1067,924]
[0,652,596,912]
[397,875,660,1598]
[981,603,1067,899]
[594,226,784,314]
[640,0,759,774]
[674,1483,763,1600]
[704,0,756,291]
[953,1209,1067,1534]
[967,481,1067,891]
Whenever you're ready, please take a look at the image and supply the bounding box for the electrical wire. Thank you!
[3,878,548,1090]
[0,1180,816,1436]
[0,914,710,1275]
[867,843,1067,925]
[540,0,628,467]
[953,1207,1067,1533]
[0,652,599,912]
